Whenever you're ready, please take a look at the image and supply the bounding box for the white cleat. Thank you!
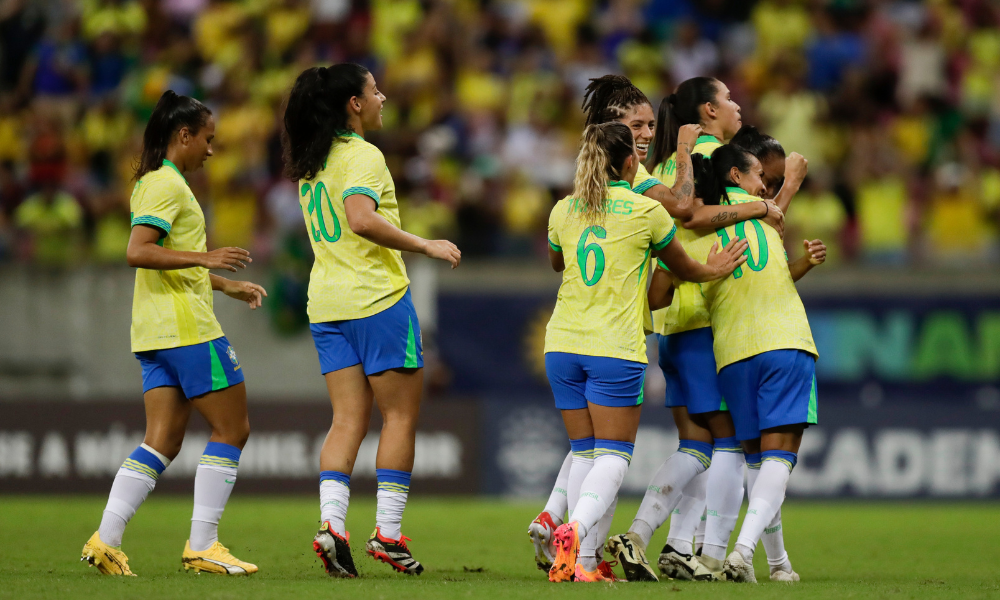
[528,511,560,571]
[692,554,725,582]
[658,544,700,580]
[723,550,756,583]
[770,567,800,582]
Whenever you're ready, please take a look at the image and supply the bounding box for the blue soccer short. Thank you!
[658,327,726,414]
[717,349,818,441]
[135,336,244,399]
[310,289,423,376]
[545,352,647,410]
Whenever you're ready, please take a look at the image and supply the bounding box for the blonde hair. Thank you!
[572,122,634,224]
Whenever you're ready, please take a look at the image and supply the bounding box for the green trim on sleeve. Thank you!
[633,177,662,194]
[131,215,172,234]
[652,225,676,251]
[342,186,380,207]
[548,239,562,252]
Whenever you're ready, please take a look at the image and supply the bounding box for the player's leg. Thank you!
[364,366,425,575]
[529,451,572,570]
[548,405,594,581]
[314,363,372,578]
[724,350,815,583]
[743,438,797,581]
[83,381,190,576]
[659,470,707,579]
[689,409,742,579]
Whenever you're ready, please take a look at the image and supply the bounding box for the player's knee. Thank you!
[214,418,250,449]
[380,409,419,433]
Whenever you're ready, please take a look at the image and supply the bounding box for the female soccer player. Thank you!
[544,121,747,583]
[82,91,267,576]
[282,63,460,578]
[649,144,822,583]
[529,74,782,575]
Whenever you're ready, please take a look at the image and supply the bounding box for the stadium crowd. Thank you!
[0,0,999,269]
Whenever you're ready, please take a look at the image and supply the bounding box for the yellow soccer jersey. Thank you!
[632,163,663,196]
[693,187,818,370]
[130,160,224,352]
[301,132,409,323]
[650,135,723,336]
[544,181,677,363]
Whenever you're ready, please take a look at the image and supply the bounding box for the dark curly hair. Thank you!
[581,74,651,127]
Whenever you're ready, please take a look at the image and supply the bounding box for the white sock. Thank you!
[99,443,169,547]
[665,470,708,555]
[190,442,240,552]
[735,454,794,560]
[629,442,709,548]
[572,440,633,536]
[701,439,745,561]
[581,495,617,570]
[376,468,411,540]
[320,471,351,536]
[542,451,572,522]
[567,438,595,519]
[746,457,792,573]
[694,509,706,553]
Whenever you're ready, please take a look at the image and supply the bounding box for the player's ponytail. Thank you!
[282,63,370,182]
[730,125,785,163]
[581,74,650,126]
[134,90,212,181]
[692,145,755,206]
[573,122,635,224]
[648,77,719,170]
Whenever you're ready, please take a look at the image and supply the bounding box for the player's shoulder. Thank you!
[135,165,188,198]
[726,189,759,206]
[345,134,385,163]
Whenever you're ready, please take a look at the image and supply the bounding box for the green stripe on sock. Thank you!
[404,317,419,368]
[208,342,228,391]
[807,375,818,424]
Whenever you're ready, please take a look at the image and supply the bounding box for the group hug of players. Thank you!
[78,62,821,584]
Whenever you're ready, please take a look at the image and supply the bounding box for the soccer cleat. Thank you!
[313,522,358,578]
[366,527,423,575]
[597,560,626,582]
[722,550,756,583]
[81,531,135,576]
[182,540,257,575]
[770,567,800,582]
[658,543,700,580]
[548,522,581,582]
[528,511,560,571]
[692,554,725,581]
[574,562,616,582]
[605,532,657,582]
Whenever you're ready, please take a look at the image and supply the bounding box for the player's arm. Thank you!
[344,195,461,268]
[789,239,826,282]
[647,263,674,310]
[126,224,251,271]
[656,235,748,283]
[643,124,701,222]
[772,152,808,215]
[548,245,564,272]
[210,274,268,309]
[684,200,784,237]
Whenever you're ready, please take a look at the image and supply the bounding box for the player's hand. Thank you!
[677,124,703,151]
[706,237,749,278]
[784,152,808,184]
[424,239,461,269]
[222,279,268,309]
[202,247,251,272]
[762,200,784,238]
[804,239,826,265]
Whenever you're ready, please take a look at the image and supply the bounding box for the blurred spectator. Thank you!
[15,180,84,267]
[667,20,718,84]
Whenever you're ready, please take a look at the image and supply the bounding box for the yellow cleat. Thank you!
[182,540,258,575]
[81,531,135,576]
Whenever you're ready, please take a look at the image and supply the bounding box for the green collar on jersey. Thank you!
[162,159,186,182]
[608,180,631,190]
[725,186,750,196]
[337,130,364,140]
[696,134,722,146]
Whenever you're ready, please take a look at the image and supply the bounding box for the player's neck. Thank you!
[345,115,365,139]
[700,123,724,142]
[165,148,187,174]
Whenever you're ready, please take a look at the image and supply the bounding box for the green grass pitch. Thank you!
[3,496,1000,599]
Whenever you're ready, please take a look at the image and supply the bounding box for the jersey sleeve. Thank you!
[130,178,184,236]
[649,204,677,251]
[547,203,563,251]
[342,145,387,207]
[632,164,663,195]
